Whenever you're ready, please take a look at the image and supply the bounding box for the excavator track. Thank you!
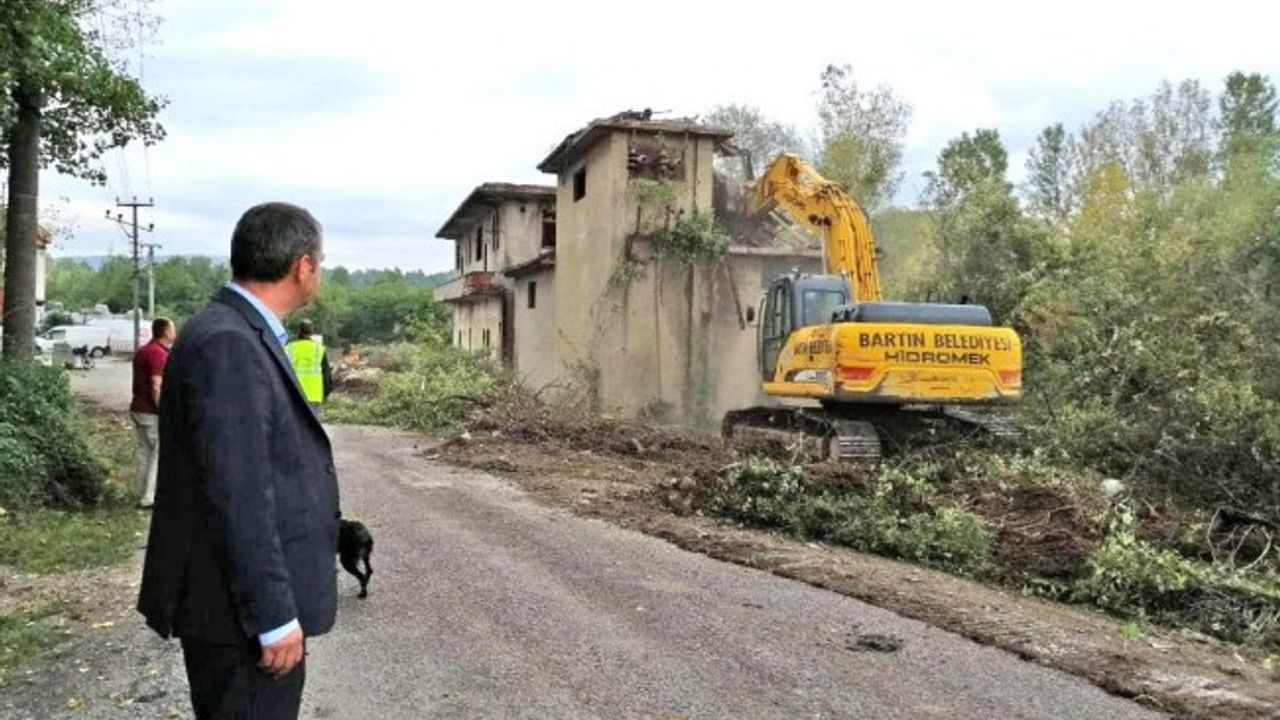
[723,405,1020,464]
[722,407,883,462]
[941,406,1023,443]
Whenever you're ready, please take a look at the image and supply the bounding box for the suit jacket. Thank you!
[138,287,341,643]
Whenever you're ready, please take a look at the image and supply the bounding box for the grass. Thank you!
[0,506,146,573]
[0,399,145,685]
[0,401,148,574]
[0,605,69,683]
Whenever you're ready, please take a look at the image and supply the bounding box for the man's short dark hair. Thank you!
[152,317,172,338]
[230,202,322,282]
[297,319,314,338]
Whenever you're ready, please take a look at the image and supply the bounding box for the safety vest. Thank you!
[285,338,325,403]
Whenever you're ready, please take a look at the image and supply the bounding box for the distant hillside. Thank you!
[50,254,226,270]
[50,255,456,288]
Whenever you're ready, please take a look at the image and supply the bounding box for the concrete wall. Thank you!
[511,268,557,389]
[457,209,494,275]
[450,296,503,361]
[498,200,552,270]
[549,127,811,425]
[698,252,823,423]
[454,199,552,277]
[552,133,629,401]
[447,196,552,359]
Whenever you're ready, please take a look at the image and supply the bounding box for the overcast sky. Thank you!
[45,0,1280,271]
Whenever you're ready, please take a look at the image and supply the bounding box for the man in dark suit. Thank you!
[138,202,339,719]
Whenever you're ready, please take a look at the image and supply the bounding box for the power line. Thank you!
[135,0,153,200]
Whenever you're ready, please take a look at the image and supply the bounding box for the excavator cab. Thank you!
[759,274,849,380]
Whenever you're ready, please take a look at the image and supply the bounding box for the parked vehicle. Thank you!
[38,325,112,357]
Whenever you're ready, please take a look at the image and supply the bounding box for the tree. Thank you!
[1,0,164,361]
[923,130,1046,322]
[1217,71,1277,158]
[922,128,1008,208]
[326,265,352,286]
[1064,80,1214,203]
[1025,123,1071,224]
[705,104,805,178]
[814,64,911,210]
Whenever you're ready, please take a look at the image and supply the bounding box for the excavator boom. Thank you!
[752,154,883,302]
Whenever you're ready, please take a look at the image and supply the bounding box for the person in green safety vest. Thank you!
[285,318,332,417]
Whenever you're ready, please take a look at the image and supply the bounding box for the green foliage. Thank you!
[816,64,912,210]
[900,73,1280,524]
[1025,123,1070,223]
[38,310,72,332]
[653,211,730,264]
[869,208,936,297]
[705,458,992,573]
[1217,72,1276,157]
[0,362,107,509]
[304,272,450,348]
[46,255,229,316]
[1073,509,1199,614]
[44,259,452,347]
[630,177,679,235]
[0,0,165,183]
[1073,507,1280,647]
[326,342,499,431]
[923,128,1010,207]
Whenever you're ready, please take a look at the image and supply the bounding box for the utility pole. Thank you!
[106,197,154,354]
[141,242,161,320]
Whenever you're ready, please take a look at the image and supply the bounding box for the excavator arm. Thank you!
[750,154,883,303]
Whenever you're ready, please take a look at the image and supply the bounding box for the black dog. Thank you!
[338,519,374,599]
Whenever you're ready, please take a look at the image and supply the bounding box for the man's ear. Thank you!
[290,255,308,283]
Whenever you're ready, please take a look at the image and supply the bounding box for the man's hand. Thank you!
[258,627,304,678]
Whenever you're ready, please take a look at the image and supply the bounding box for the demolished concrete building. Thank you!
[437,111,820,426]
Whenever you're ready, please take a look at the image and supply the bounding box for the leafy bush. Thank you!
[1074,507,1280,647]
[327,342,499,431]
[653,211,730,263]
[0,363,107,509]
[705,458,991,573]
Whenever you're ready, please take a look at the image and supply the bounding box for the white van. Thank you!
[38,325,113,357]
[96,319,152,354]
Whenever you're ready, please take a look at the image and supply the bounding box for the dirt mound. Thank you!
[972,485,1103,579]
[467,396,734,473]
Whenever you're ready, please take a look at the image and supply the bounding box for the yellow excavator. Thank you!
[723,154,1023,461]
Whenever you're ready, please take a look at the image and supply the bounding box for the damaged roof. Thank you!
[436,183,555,240]
[537,109,734,174]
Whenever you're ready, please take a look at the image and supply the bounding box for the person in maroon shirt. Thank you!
[131,317,176,508]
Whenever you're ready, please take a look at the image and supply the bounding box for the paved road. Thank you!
[308,424,1156,719]
[69,356,133,408]
[72,360,1159,719]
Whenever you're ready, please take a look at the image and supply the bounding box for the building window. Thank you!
[492,216,499,251]
[474,226,483,262]
[573,167,587,201]
[455,244,462,270]
[482,329,490,348]
[527,281,537,310]
[541,206,556,249]
[457,330,462,346]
